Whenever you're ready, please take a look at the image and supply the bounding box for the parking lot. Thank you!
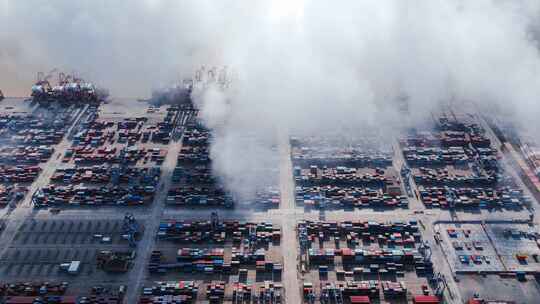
[486,224,540,272]
[436,223,505,273]
[0,218,139,297]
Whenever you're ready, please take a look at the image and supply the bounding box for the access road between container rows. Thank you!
[278,131,301,304]
[126,141,183,304]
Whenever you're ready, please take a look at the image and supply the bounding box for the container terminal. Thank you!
[0,75,535,304]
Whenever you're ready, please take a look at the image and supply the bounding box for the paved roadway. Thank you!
[126,141,182,304]
[278,132,301,304]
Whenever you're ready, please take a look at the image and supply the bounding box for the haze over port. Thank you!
[2,1,540,304]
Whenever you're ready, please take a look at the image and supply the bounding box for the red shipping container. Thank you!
[350,295,371,304]
[413,295,440,304]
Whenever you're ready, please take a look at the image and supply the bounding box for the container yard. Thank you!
[0,97,87,216]
[30,100,179,210]
[292,134,406,211]
[486,120,540,210]
[394,111,539,304]
[297,220,438,304]
[168,122,236,209]
[0,96,536,304]
[290,135,393,168]
[400,113,530,211]
[0,97,160,303]
[277,110,537,304]
[65,103,173,166]
[142,219,283,303]
[7,0,540,302]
